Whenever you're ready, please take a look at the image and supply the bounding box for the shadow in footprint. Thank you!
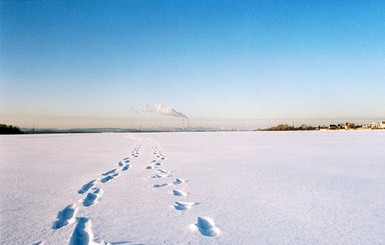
[174,201,199,211]
[70,217,92,245]
[173,178,188,185]
[78,180,96,194]
[153,183,169,188]
[101,175,113,183]
[158,169,171,174]
[83,188,102,207]
[102,169,117,176]
[32,241,45,245]
[172,190,189,197]
[193,216,221,237]
[52,204,77,229]
[151,173,172,179]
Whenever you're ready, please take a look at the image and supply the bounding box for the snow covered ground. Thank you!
[1,131,385,244]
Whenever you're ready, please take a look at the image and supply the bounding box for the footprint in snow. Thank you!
[78,180,96,194]
[70,217,109,245]
[174,201,199,211]
[172,189,189,197]
[145,166,154,170]
[52,204,77,229]
[153,183,170,188]
[158,169,171,174]
[151,173,172,179]
[83,188,103,207]
[112,172,120,178]
[152,178,187,187]
[102,169,117,176]
[122,165,130,171]
[32,241,45,245]
[101,172,120,183]
[173,178,188,185]
[101,175,113,183]
[191,216,221,237]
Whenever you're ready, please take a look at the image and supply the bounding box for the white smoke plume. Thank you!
[144,104,188,120]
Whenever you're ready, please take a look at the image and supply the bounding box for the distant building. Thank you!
[345,122,355,130]
[380,121,385,129]
[370,122,380,129]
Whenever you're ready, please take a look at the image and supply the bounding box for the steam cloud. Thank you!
[144,104,188,120]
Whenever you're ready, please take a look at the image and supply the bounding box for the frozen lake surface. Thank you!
[1,131,385,244]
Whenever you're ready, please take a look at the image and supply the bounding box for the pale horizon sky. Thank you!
[1,1,385,129]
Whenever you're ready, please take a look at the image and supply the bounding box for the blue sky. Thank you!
[1,1,385,129]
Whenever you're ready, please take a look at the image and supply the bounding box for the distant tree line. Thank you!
[263,124,317,131]
[0,124,25,134]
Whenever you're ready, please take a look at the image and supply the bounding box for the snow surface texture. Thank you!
[1,131,385,244]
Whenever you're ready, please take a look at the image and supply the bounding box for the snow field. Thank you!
[1,131,385,244]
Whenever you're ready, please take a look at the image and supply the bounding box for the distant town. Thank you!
[262,121,385,131]
[1,121,385,134]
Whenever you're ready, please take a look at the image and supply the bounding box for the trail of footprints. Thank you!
[146,145,220,236]
[40,143,219,244]
[47,144,142,245]
[146,146,199,211]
